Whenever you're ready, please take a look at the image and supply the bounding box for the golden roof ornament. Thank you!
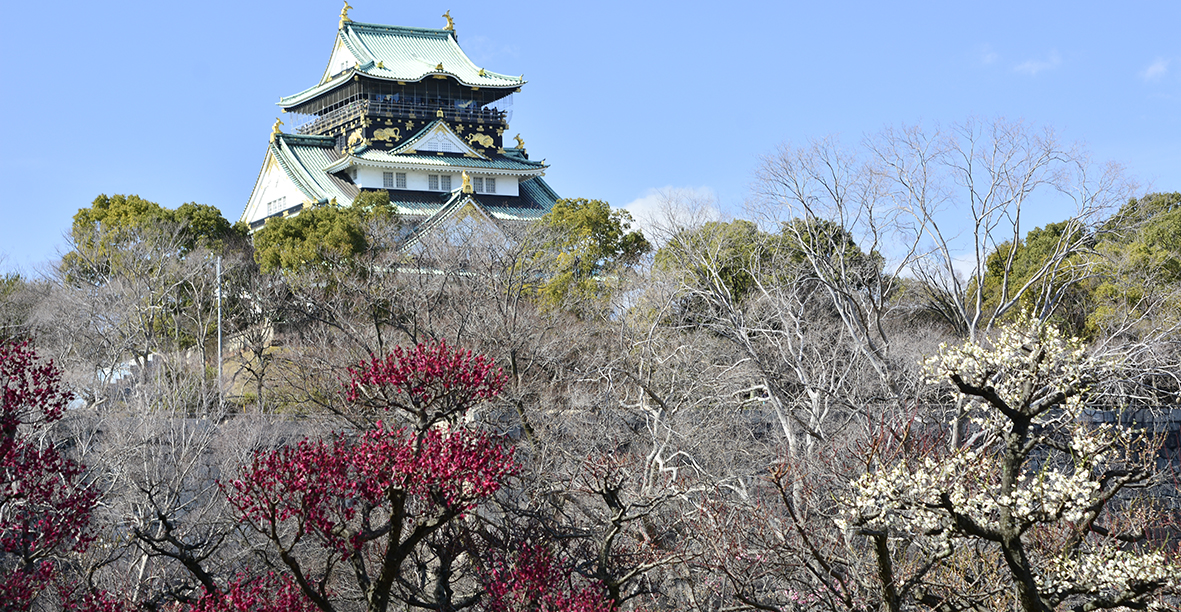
[461,171,473,194]
[339,1,353,29]
[513,133,525,150]
[435,62,444,71]
[270,118,284,143]
[442,10,454,31]
[436,108,445,118]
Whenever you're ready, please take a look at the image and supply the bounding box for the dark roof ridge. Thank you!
[346,21,454,38]
[276,133,336,147]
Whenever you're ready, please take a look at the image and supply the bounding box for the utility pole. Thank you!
[217,255,223,409]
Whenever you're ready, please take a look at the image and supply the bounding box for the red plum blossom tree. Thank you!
[0,340,98,610]
[222,341,521,612]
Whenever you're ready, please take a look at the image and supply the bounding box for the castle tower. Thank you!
[240,5,558,243]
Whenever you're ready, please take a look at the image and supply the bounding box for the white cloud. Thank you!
[980,44,998,65]
[1014,50,1061,75]
[1141,57,1170,81]
[623,186,720,245]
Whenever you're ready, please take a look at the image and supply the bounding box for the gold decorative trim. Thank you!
[347,128,366,148]
[339,1,352,29]
[270,118,284,143]
[461,171,473,193]
[442,10,454,31]
[373,128,401,142]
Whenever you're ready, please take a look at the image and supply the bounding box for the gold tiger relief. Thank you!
[372,128,401,142]
[467,133,493,147]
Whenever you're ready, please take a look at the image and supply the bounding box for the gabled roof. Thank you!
[323,119,548,175]
[478,177,561,221]
[387,118,487,158]
[280,21,525,109]
[328,150,548,176]
[269,133,359,205]
[401,191,500,250]
[401,177,561,249]
[245,132,558,225]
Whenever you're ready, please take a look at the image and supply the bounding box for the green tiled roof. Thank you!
[280,22,524,108]
[389,176,558,221]
[261,134,556,224]
[515,177,561,215]
[336,148,547,174]
[270,133,359,205]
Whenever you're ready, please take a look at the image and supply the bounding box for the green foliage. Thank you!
[971,219,1090,333]
[252,192,398,274]
[0,272,32,342]
[1103,191,1181,232]
[777,217,883,287]
[70,194,241,254]
[530,198,651,315]
[1087,192,1181,334]
[656,220,767,303]
[63,194,243,282]
[966,193,1181,338]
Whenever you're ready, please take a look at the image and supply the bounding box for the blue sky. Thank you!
[2,1,1179,273]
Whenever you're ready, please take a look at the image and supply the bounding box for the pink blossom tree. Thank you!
[0,340,99,610]
[190,573,319,612]
[346,340,506,430]
[224,341,520,612]
[482,545,614,612]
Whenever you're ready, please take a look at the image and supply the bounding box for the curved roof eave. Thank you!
[278,68,525,109]
[270,139,323,202]
[323,153,547,176]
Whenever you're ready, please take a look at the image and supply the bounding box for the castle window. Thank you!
[485,177,496,194]
[266,196,287,215]
[440,175,452,191]
[429,175,439,190]
[383,172,395,189]
[473,177,483,193]
[421,133,455,153]
[396,172,407,188]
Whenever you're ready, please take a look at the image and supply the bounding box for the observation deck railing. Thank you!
[295,99,508,136]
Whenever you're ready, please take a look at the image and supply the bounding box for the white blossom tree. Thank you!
[844,317,1178,612]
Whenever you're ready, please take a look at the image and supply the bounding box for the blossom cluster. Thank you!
[1039,549,1180,599]
[844,319,1177,610]
[482,545,614,612]
[842,451,971,544]
[226,423,518,554]
[923,315,1091,422]
[345,340,506,423]
[1,341,97,609]
[189,572,317,612]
